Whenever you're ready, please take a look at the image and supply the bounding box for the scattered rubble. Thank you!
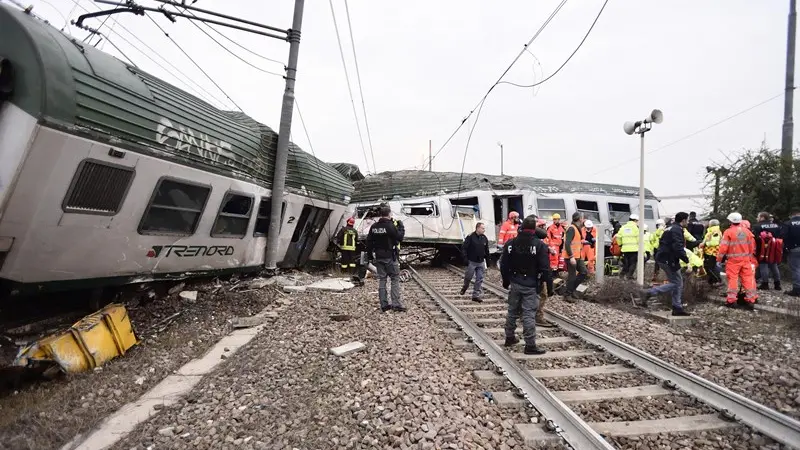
[178,291,197,302]
[330,341,366,357]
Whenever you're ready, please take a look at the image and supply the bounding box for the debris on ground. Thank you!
[13,303,138,374]
[330,341,366,357]
[307,278,354,292]
[178,291,198,302]
[232,316,264,329]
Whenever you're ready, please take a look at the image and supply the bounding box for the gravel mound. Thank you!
[0,275,281,450]
[114,278,562,450]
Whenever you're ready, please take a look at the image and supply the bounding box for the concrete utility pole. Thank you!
[429,140,432,171]
[782,0,797,213]
[264,0,306,273]
[706,166,729,218]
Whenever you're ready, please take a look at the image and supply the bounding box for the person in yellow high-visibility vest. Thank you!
[614,214,640,279]
[336,217,359,274]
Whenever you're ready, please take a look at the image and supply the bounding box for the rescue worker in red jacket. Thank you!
[583,220,598,274]
[752,211,783,291]
[498,211,521,248]
[546,213,566,270]
[717,212,757,310]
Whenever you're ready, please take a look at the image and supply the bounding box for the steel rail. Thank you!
[443,265,800,449]
[410,267,615,450]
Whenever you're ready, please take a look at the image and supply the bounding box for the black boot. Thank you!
[504,336,520,347]
[638,289,651,307]
[742,302,755,311]
[672,307,690,316]
[774,282,782,291]
[459,286,467,295]
[523,345,546,355]
[758,282,769,290]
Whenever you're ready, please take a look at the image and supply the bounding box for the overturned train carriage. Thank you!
[0,5,353,296]
[342,169,660,259]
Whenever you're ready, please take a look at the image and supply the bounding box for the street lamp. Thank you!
[497,142,504,175]
[623,109,663,286]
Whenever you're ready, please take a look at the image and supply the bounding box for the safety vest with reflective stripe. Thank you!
[703,225,722,256]
[643,231,653,255]
[717,224,755,261]
[651,227,663,252]
[562,224,584,259]
[547,223,565,249]
[341,228,357,251]
[615,221,640,253]
[583,227,597,261]
[680,248,704,269]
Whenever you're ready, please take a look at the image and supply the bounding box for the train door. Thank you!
[492,195,523,223]
[282,205,332,267]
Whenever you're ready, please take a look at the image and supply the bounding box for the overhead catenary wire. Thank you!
[589,91,788,177]
[343,0,377,173]
[64,0,232,109]
[146,13,243,111]
[189,11,285,66]
[329,0,372,174]
[424,0,570,170]
[294,98,334,241]
[497,0,610,90]
[176,6,285,77]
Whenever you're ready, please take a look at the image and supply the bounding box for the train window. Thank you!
[62,159,135,215]
[450,197,480,218]
[211,192,253,238]
[644,204,656,220]
[575,200,601,222]
[536,198,566,220]
[608,202,632,222]
[402,201,438,217]
[254,197,286,237]
[138,178,211,235]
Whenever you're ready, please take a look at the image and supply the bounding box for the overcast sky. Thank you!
[16,0,796,215]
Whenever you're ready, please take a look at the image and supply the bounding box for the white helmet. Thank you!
[584,220,594,228]
[727,212,742,224]
[643,223,649,231]
[629,214,640,221]
[656,218,665,226]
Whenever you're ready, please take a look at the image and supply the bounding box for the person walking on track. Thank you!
[639,212,691,316]
[562,212,587,301]
[461,222,490,302]
[500,215,551,355]
[717,212,757,310]
[366,206,406,312]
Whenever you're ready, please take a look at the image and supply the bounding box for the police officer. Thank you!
[366,205,406,312]
[336,217,358,274]
[784,207,800,297]
[500,215,550,355]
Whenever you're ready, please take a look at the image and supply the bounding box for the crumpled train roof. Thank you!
[351,170,658,203]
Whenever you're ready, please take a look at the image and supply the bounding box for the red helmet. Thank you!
[346,217,355,226]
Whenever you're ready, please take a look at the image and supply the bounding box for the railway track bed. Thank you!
[412,266,796,449]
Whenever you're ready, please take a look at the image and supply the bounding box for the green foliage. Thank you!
[707,147,800,222]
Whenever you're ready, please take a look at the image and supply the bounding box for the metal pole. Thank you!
[595,223,605,284]
[713,172,721,217]
[782,0,796,215]
[264,0,305,273]
[429,139,432,171]
[500,143,504,175]
[636,132,646,286]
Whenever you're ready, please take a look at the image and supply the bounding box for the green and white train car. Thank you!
[0,5,352,296]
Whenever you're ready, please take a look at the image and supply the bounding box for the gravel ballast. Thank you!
[114,277,559,450]
[0,276,285,450]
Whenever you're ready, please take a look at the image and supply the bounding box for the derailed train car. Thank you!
[0,5,353,297]
[341,169,660,260]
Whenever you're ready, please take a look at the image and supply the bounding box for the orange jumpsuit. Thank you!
[546,223,565,270]
[498,219,519,247]
[583,227,598,274]
[717,224,758,304]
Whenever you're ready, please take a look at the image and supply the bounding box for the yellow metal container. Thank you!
[14,303,139,373]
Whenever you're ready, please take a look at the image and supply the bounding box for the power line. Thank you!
[328,0,371,173]
[589,91,787,177]
[176,6,285,77]
[424,0,569,170]
[343,0,376,172]
[294,98,334,240]
[190,13,285,66]
[498,0,610,89]
[146,13,243,111]
[64,0,232,108]
[455,95,489,198]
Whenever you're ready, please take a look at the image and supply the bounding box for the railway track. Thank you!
[409,265,800,449]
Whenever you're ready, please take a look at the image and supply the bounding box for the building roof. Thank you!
[350,170,658,203]
[0,5,352,204]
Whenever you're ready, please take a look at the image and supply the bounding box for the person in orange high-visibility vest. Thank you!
[546,213,566,270]
[582,220,598,274]
[717,212,757,310]
[497,211,521,248]
[562,212,587,301]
